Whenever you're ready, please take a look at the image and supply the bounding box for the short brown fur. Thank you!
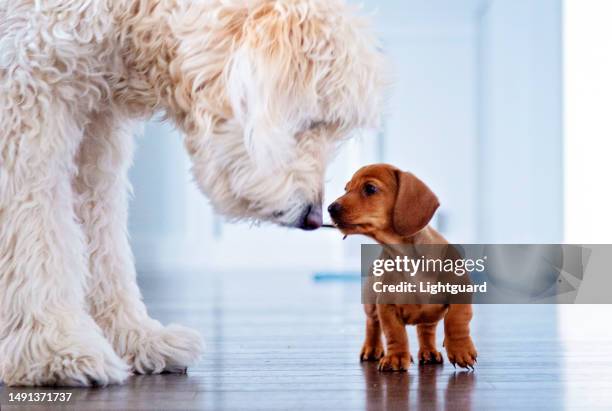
[329,164,477,371]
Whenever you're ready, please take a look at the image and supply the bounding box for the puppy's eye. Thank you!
[363,183,378,196]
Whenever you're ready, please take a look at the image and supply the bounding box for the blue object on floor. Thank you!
[312,271,361,282]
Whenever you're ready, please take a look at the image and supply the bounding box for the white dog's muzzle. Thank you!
[297,202,323,231]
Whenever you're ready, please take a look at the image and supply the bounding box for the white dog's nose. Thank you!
[299,203,322,230]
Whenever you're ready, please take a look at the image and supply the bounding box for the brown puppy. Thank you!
[328,164,477,371]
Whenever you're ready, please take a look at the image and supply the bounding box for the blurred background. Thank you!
[127,0,612,279]
[130,0,600,275]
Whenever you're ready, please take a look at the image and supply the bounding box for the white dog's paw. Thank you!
[112,323,203,374]
[0,327,130,387]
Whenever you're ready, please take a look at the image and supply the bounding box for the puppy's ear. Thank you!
[393,171,440,237]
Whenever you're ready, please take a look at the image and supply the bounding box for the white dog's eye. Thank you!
[306,120,326,131]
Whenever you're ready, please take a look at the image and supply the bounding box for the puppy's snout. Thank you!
[299,203,322,231]
[327,202,342,218]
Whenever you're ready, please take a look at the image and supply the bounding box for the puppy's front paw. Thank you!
[378,352,411,372]
[445,337,477,369]
[110,322,203,374]
[418,348,443,365]
[360,341,384,361]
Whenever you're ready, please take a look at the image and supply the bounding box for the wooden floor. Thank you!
[2,270,612,410]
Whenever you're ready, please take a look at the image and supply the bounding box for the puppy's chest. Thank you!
[397,304,448,325]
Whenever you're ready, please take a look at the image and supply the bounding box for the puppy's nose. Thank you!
[327,202,342,218]
[300,203,322,231]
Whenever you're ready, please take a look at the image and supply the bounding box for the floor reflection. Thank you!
[4,272,611,410]
[363,362,475,411]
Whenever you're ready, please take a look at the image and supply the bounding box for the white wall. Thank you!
[560,5,612,409]
[129,120,214,272]
[381,24,479,244]
[563,0,612,243]
[477,0,564,243]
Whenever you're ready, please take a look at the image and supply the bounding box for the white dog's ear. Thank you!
[225,0,386,168]
[227,47,296,169]
[227,1,339,169]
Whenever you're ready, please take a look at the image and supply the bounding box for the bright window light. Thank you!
[563,0,612,243]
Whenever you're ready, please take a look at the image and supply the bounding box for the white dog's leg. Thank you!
[75,113,203,375]
[0,105,130,387]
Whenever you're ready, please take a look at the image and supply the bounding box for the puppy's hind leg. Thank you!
[360,304,384,361]
[0,101,129,387]
[75,113,203,375]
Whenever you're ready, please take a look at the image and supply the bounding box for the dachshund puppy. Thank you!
[328,164,477,371]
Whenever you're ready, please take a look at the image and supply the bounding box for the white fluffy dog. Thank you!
[0,0,384,386]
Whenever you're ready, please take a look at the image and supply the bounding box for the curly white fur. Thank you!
[0,0,384,386]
